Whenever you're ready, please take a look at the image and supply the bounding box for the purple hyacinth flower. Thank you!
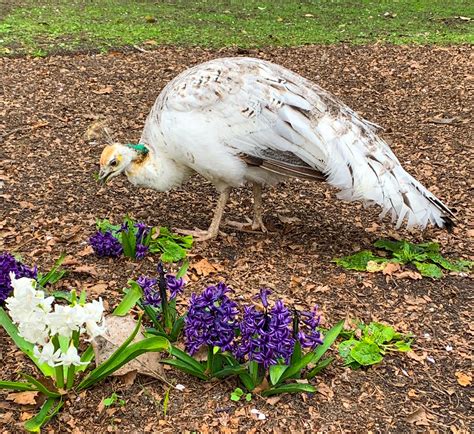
[89,231,123,257]
[166,274,185,300]
[184,282,239,355]
[253,288,272,308]
[296,307,323,350]
[137,276,160,307]
[236,292,295,368]
[135,243,149,260]
[0,252,38,302]
[134,222,150,243]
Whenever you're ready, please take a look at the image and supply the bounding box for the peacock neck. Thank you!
[125,154,190,192]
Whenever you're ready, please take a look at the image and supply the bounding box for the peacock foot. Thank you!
[225,217,268,233]
[174,227,226,242]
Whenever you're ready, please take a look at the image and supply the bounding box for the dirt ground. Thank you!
[0,45,472,433]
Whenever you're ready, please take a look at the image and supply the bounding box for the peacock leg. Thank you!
[250,183,267,232]
[175,188,230,241]
[225,183,267,233]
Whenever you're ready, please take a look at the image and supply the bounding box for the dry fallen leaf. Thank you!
[92,86,113,95]
[85,282,108,295]
[382,262,401,275]
[62,255,79,266]
[72,265,99,276]
[191,258,222,276]
[455,371,472,387]
[317,382,334,401]
[395,270,423,280]
[92,315,163,378]
[252,377,270,394]
[78,245,94,257]
[366,260,385,273]
[406,407,433,426]
[6,391,38,405]
[277,214,301,224]
[406,351,427,363]
[266,396,281,406]
[120,370,138,386]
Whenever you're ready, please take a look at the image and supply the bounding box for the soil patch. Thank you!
[0,45,472,432]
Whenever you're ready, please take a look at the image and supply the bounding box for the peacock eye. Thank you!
[110,159,118,167]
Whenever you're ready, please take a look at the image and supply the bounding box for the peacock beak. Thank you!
[98,168,112,184]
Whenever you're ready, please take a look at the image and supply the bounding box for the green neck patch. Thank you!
[126,143,149,155]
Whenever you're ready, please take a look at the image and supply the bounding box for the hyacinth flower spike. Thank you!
[134,262,186,340]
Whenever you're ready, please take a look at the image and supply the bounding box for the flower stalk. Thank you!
[51,335,64,389]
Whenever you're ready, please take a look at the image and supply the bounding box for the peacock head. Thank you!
[98,143,149,183]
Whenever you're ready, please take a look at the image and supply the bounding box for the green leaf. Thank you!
[23,397,63,433]
[350,342,383,366]
[120,218,137,258]
[239,372,256,391]
[230,387,244,401]
[312,320,344,364]
[162,388,170,417]
[393,341,412,352]
[176,260,189,278]
[245,393,252,402]
[269,364,288,386]
[414,261,443,278]
[169,316,185,342]
[425,252,472,272]
[113,282,143,316]
[51,290,72,303]
[306,357,334,379]
[96,218,121,234]
[290,340,302,365]
[379,325,396,343]
[78,315,149,389]
[373,239,404,253]
[103,392,124,407]
[261,383,316,397]
[37,253,67,287]
[159,227,193,249]
[20,374,60,398]
[333,251,383,271]
[213,366,247,378]
[0,380,38,391]
[158,239,187,263]
[160,359,208,380]
[280,351,314,382]
[417,242,440,253]
[0,307,54,378]
[248,360,260,385]
[338,339,358,362]
[78,336,170,390]
[169,345,206,374]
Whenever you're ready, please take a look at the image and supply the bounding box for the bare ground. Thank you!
[0,45,473,433]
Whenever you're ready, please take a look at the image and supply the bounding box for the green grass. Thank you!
[0,1,472,55]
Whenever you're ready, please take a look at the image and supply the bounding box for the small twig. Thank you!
[133,45,149,53]
[39,112,69,123]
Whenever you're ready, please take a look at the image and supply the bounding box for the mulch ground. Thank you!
[0,44,472,433]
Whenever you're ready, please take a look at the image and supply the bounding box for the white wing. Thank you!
[140,57,454,229]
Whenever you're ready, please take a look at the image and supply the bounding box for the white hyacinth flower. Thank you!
[83,298,104,322]
[82,298,106,339]
[6,274,54,345]
[6,273,54,325]
[47,304,85,338]
[33,341,62,367]
[18,311,50,345]
[84,318,107,339]
[57,345,88,367]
